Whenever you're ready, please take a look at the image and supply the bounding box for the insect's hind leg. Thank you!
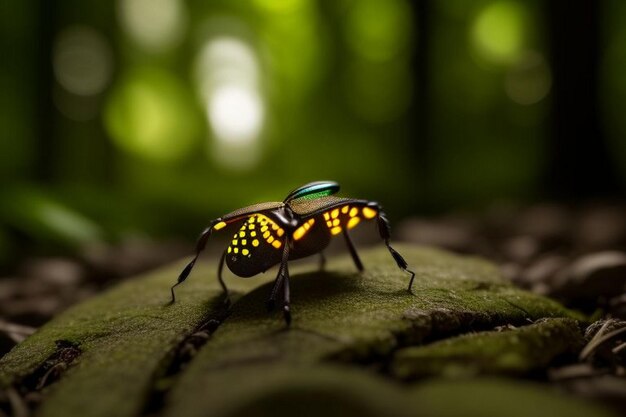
[170,223,215,303]
[375,209,416,292]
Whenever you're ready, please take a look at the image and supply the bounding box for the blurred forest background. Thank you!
[1,0,626,273]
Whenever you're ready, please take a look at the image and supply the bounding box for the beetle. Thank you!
[170,181,415,325]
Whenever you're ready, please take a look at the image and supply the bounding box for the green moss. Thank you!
[164,364,409,417]
[409,377,616,417]
[163,245,581,416]
[163,366,617,417]
[0,245,590,417]
[391,318,584,379]
[0,257,271,417]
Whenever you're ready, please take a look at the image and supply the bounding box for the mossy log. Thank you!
[0,245,613,417]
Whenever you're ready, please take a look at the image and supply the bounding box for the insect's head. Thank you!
[272,207,299,229]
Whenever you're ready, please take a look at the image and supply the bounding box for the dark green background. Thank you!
[1,0,625,267]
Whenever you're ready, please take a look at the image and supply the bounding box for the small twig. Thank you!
[579,320,613,359]
[612,341,626,354]
[35,363,68,390]
[0,320,36,344]
[548,363,609,381]
[6,387,29,417]
[580,325,626,361]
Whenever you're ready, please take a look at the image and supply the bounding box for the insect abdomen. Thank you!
[225,214,284,277]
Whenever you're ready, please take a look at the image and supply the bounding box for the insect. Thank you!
[170,181,415,325]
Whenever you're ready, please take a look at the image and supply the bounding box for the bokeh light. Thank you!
[208,85,264,146]
[345,0,412,62]
[104,67,201,162]
[343,0,413,123]
[505,51,551,105]
[53,26,113,96]
[3,0,625,278]
[254,0,323,106]
[471,1,528,66]
[117,0,187,52]
[195,35,265,169]
[252,0,308,15]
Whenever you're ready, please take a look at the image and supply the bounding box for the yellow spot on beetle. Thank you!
[363,207,377,219]
[323,212,330,220]
[348,217,360,229]
[251,231,257,237]
[293,227,306,240]
[326,221,333,228]
[214,221,227,230]
[234,247,239,253]
[277,229,284,236]
[242,249,249,256]
[341,206,349,214]
[268,236,275,243]
[263,231,270,238]
[261,225,268,232]
[227,246,232,253]
[349,207,358,217]
[332,219,340,227]
[242,239,247,245]
[331,226,342,235]
[239,231,245,238]
[331,209,339,219]
[249,224,255,230]
[232,239,238,245]
[308,218,315,225]
[252,239,259,247]
[272,240,282,249]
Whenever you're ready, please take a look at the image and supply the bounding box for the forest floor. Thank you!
[1,201,625,417]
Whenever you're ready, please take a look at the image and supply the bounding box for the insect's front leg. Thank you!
[282,264,291,326]
[374,206,416,292]
[266,275,283,312]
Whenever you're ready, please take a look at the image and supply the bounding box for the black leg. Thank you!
[217,251,231,305]
[283,266,291,326]
[267,274,284,312]
[268,238,292,325]
[170,223,215,303]
[376,209,416,292]
[318,251,327,271]
[342,229,364,272]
